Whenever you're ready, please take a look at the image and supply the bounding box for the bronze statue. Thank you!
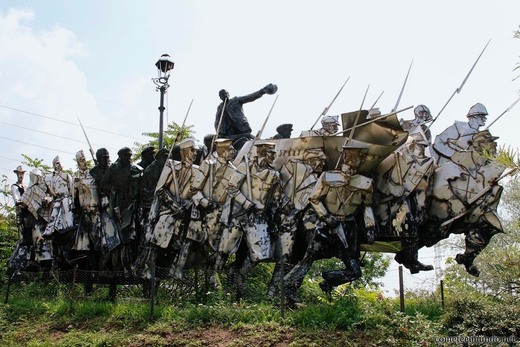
[215,84,277,149]
[101,147,142,272]
[271,123,293,139]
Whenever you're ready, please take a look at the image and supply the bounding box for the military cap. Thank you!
[13,165,25,173]
[30,168,42,177]
[472,130,499,143]
[214,138,233,148]
[155,147,169,159]
[141,146,156,155]
[276,123,293,133]
[321,115,340,125]
[117,147,132,156]
[75,150,86,161]
[96,148,109,157]
[178,138,196,149]
[254,141,277,155]
[52,156,60,166]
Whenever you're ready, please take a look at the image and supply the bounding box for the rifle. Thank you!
[392,59,413,112]
[77,117,97,165]
[166,98,194,160]
[485,94,520,130]
[429,39,491,129]
[310,77,350,130]
[336,85,370,169]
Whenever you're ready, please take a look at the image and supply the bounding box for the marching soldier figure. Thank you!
[189,138,238,273]
[43,156,75,238]
[101,147,142,272]
[225,141,281,296]
[432,103,488,164]
[375,133,435,273]
[307,146,376,292]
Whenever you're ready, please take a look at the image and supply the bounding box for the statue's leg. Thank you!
[455,228,492,277]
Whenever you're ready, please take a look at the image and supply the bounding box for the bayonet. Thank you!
[172,98,193,146]
[485,94,520,130]
[392,59,413,112]
[310,77,350,130]
[77,117,97,165]
[429,39,491,128]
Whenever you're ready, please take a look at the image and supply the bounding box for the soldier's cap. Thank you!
[96,148,109,157]
[214,138,233,148]
[276,123,293,132]
[254,141,277,153]
[13,165,25,173]
[321,115,340,125]
[178,138,196,149]
[473,130,499,143]
[75,150,85,161]
[30,168,42,177]
[303,149,327,160]
[141,146,156,155]
[155,147,169,159]
[117,147,132,156]
[52,156,60,166]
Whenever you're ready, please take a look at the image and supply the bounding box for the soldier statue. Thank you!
[400,104,433,143]
[375,132,435,273]
[11,165,26,234]
[268,148,326,298]
[215,84,277,149]
[225,141,281,296]
[190,138,238,272]
[308,146,376,291]
[142,138,200,278]
[432,103,488,164]
[101,147,142,272]
[42,156,75,238]
[72,150,101,261]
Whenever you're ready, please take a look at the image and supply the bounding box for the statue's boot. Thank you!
[320,259,362,294]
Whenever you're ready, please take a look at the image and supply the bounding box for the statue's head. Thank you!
[467,103,488,128]
[178,138,197,164]
[95,148,110,166]
[255,141,276,167]
[321,115,340,134]
[413,104,432,125]
[117,147,132,166]
[214,138,235,161]
[75,150,88,170]
[219,89,229,101]
[471,130,499,156]
[302,148,327,173]
[52,156,62,173]
[276,123,293,138]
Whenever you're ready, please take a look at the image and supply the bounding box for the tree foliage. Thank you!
[132,121,196,161]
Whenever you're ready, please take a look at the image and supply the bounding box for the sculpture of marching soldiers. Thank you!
[7,96,511,308]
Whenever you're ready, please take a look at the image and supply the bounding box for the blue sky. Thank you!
[1,0,520,293]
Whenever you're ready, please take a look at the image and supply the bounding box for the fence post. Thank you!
[149,265,156,322]
[440,279,445,309]
[399,265,405,313]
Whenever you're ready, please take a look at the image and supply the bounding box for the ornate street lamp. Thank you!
[152,53,175,149]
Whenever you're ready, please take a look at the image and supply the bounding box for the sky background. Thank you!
[1,0,520,294]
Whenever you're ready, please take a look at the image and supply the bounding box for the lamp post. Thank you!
[152,53,175,149]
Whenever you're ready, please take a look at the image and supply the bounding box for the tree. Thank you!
[132,121,196,161]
